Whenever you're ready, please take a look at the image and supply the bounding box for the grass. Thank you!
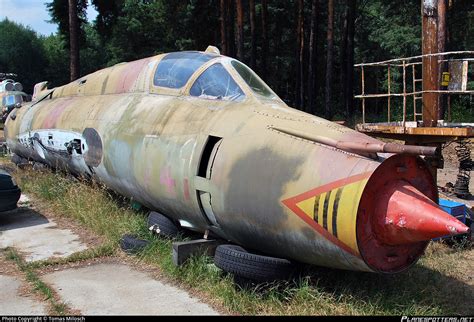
[5,248,70,315]
[5,161,474,316]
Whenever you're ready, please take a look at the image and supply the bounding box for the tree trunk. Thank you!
[227,0,235,57]
[341,2,348,108]
[68,0,80,81]
[308,0,318,115]
[220,0,227,55]
[249,0,256,69]
[344,0,356,121]
[325,0,334,119]
[236,0,244,61]
[261,0,268,80]
[296,0,304,110]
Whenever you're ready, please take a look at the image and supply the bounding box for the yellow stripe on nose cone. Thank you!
[290,178,370,255]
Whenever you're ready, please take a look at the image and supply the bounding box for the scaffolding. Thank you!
[355,51,474,126]
[354,51,473,199]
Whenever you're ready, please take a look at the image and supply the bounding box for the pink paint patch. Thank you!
[116,58,151,93]
[160,167,176,194]
[183,178,190,201]
[42,98,73,129]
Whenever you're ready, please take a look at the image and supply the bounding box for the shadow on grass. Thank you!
[286,264,474,315]
[234,261,473,315]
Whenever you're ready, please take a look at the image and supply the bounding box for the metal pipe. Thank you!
[412,64,417,121]
[354,50,474,67]
[354,89,474,99]
[270,126,438,156]
[362,66,365,124]
[403,60,407,127]
[387,65,391,122]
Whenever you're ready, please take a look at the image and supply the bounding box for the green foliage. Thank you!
[41,34,69,88]
[1,1,473,121]
[46,0,88,47]
[0,19,47,93]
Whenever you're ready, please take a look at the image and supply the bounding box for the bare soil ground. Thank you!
[438,140,474,208]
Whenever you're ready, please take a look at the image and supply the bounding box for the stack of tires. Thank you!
[0,170,21,212]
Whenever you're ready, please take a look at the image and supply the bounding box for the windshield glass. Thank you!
[231,60,277,99]
[190,63,245,101]
[2,94,22,107]
[154,52,217,89]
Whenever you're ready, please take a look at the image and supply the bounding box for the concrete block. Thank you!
[172,239,224,266]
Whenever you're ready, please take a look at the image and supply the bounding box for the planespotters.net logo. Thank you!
[402,317,474,322]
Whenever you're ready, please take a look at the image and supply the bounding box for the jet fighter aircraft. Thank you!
[4,46,469,274]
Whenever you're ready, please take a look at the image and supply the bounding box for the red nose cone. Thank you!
[374,181,469,245]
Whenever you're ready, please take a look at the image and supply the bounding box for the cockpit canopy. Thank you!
[1,92,29,109]
[153,51,279,102]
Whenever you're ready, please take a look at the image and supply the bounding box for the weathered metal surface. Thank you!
[5,50,468,273]
[270,126,437,156]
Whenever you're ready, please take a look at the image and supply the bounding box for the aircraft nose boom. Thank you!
[374,181,469,245]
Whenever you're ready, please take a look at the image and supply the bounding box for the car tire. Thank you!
[147,211,180,238]
[11,154,28,166]
[0,188,21,212]
[214,244,295,282]
[120,234,149,254]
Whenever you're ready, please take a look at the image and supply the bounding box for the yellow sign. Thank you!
[441,72,450,86]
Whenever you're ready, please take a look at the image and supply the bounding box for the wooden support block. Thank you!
[172,239,224,266]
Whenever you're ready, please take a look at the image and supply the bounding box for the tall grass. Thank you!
[11,166,474,315]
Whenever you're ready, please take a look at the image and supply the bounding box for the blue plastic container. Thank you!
[433,199,469,241]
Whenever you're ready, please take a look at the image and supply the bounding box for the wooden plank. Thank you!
[356,124,473,137]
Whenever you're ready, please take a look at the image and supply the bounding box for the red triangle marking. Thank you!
[282,172,372,258]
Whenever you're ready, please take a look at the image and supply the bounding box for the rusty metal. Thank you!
[5,48,468,274]
[338,141,437,156]
[356,122,473,136]
[271,126,437,156]
[454,139,472,198]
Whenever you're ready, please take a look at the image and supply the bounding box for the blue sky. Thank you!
[0,0,98,35]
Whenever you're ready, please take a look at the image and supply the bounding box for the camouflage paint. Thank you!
[4,51,447,273]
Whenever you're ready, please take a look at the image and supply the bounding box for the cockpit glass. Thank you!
[154,52,217,89]
[190,63,245,102]
[230,60,277,99]
[3,94,22,107]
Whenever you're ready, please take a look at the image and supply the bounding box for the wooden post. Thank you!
[422,0,440,127]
